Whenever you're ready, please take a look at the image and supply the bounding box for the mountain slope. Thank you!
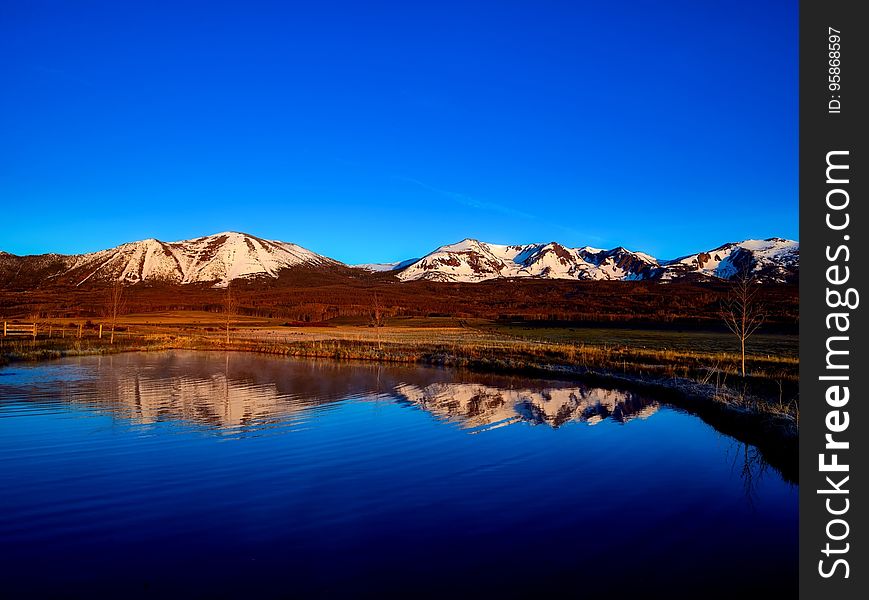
[0,233,799,289]
[68,232,339,286]
[0,232,339,288]
[395,239,541,282]
[386,237,797,283]
[660,238,799,282]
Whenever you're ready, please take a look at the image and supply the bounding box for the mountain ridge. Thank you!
[0,232,799,288]
[372,236,798,284]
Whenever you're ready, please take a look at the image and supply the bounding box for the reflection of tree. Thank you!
[107,279,126,344]
[224,281,235,344]
[729,441,770,508]
[224,352,230,421]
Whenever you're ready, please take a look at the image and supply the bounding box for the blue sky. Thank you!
[0,0,797,264]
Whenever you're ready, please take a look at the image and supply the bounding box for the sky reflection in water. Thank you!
[0,351,797,598]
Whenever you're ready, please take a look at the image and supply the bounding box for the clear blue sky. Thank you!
[0,0,797,264]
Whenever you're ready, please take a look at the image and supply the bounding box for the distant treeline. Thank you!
[0,268,798,331]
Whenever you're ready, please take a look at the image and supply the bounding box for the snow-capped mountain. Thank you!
[0,233,798,288]
[0,232,338,287]
[384,237,797,283]
[385,239,657,282]
[659,238,799,282]
[70,232,338,286]
[396,239,550,282]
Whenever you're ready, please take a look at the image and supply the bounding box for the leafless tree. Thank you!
[720,272,765,377]
[370,292,385,328]
[27,303,44,323]
[107,279,126,344]
[369,292,386,350]
[224,280,235,344]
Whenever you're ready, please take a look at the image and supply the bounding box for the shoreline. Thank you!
[0,334,798,482]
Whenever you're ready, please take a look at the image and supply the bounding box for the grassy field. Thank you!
[1,311,798,396]
[475,321,798,358]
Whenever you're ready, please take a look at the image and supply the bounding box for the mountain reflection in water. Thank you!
[60,351,658,432]
[0,350,798,599]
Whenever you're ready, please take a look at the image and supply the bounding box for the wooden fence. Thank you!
[3,322,37,338]
[2,322,120,340]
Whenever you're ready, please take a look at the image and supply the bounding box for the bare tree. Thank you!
[107,279,126,344]
[28,303,45,338]
[370,292,385,328]
[369,292,385,350]
[224,280,235,344]
[720,272,765,377]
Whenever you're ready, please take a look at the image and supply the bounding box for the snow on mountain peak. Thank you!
[0,233,799,288]
[660,237,798,282]
[64,232,338,287]
[390,237,798,283]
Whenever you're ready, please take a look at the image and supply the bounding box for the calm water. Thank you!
[0,351,797,598]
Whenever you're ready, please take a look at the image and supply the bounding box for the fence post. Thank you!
[99,324,103,339]
[32,323,37,340]
[78,323,82,339]
[3,321,5,337]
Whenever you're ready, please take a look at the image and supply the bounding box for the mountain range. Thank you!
[0,231,799,288]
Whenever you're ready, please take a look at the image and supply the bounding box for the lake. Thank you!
[0,351,797,598]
